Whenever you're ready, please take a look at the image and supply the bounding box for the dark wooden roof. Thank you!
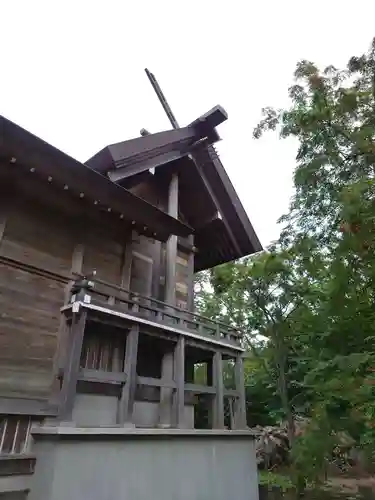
[0,116,192,242]
[85,107,263,271]
[192,146,262,271]
[86,127,200,177]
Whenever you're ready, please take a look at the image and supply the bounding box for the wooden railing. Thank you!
[73,275,242,346]
[0,416,33,456]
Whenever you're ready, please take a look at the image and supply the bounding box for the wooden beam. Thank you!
[184,383,216,395]
[0,209,6,244]
[158,351,174,427]
[137,376,176,389]
[58,310,87,420]
[75,302,244,352]
[50,240,85,406]
[191,150,242,256]
[165,173,178,306]
[0,397,57,416]
[151,240,162,300]
[71,243,85,275]
[0,255,69,285]
[0,178,12,245]
[78,369,127,385]
[120,233,134,290]
[234,355,247,429]
[224,389,240,398]
[187,234,195,312]
[117,325,139,425]
[173,336,185,428]
[212,352,225,429]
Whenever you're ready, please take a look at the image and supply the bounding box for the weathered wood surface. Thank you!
[0,262,65,400]
[82,229,124,285]
[0,193,130,405]
[0,170,195,409]
[1,201,74,274]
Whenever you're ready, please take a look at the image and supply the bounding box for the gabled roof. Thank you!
[0,116,192,242]
[191,146,262,271]
[85,107,263,270]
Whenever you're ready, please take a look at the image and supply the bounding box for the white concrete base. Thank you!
[29,426,259,500]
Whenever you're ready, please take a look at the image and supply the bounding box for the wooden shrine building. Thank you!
[0,95,262,499]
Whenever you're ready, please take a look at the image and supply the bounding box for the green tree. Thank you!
[196,37,375,489]
[254,37,375,482]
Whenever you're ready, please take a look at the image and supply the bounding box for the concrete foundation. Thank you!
[28,426,259,500]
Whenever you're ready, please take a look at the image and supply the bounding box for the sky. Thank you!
[1,1,375,247]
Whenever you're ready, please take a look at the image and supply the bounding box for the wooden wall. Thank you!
[130,177,193,308]
[0,189,131,403]
[0,171,194,405]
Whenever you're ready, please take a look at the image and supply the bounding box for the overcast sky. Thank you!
[1,1,375,247]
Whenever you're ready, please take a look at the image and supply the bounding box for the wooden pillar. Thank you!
[165,173,178,306]
[187,235,195,312]
[58,309,87,421]
[158,350,174,427]
[234,355,247,429]
[71,243,85,275]
[0,181,11,246]
[120,232,134,290]
[0,206,7,244]
[211,351,225,429]
[159,173,179,427]
[50,243,85,408]
[118,325,139,425]
[173,336,185,428]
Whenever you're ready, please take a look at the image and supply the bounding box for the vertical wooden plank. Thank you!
[151,240,162,299]
[173,336,185,428]
[0,211,6,244]
[187,235,195,312]
[58,310,87,421]
[234,355,247,429]
[158,350,174,427]
[165,173,178,306]
[50,242,85,405]
[120,235,134,290]
[206,358,214,428]
[71,243,85,275]
[212,351,225,429]
[117,325,139,425]
[0,188,10,245]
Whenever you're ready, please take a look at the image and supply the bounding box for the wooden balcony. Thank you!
[58,276,247,430]
[68,275,243,352]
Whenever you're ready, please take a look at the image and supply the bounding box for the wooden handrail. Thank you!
[0,254,242,339]
[81,275,242,338]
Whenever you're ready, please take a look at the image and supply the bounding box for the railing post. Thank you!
[165,173,179,308]
[117,325,139,425]
[173,336,185,428]
[234,355,247,429]
[210,352,225,429]
[216,324,221,339]
[58,309,87,421]
[158,350,174,427]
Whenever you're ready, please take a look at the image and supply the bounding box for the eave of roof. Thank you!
[191,146,262,259]
[84,107,263,270]
[0,116,192,242]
